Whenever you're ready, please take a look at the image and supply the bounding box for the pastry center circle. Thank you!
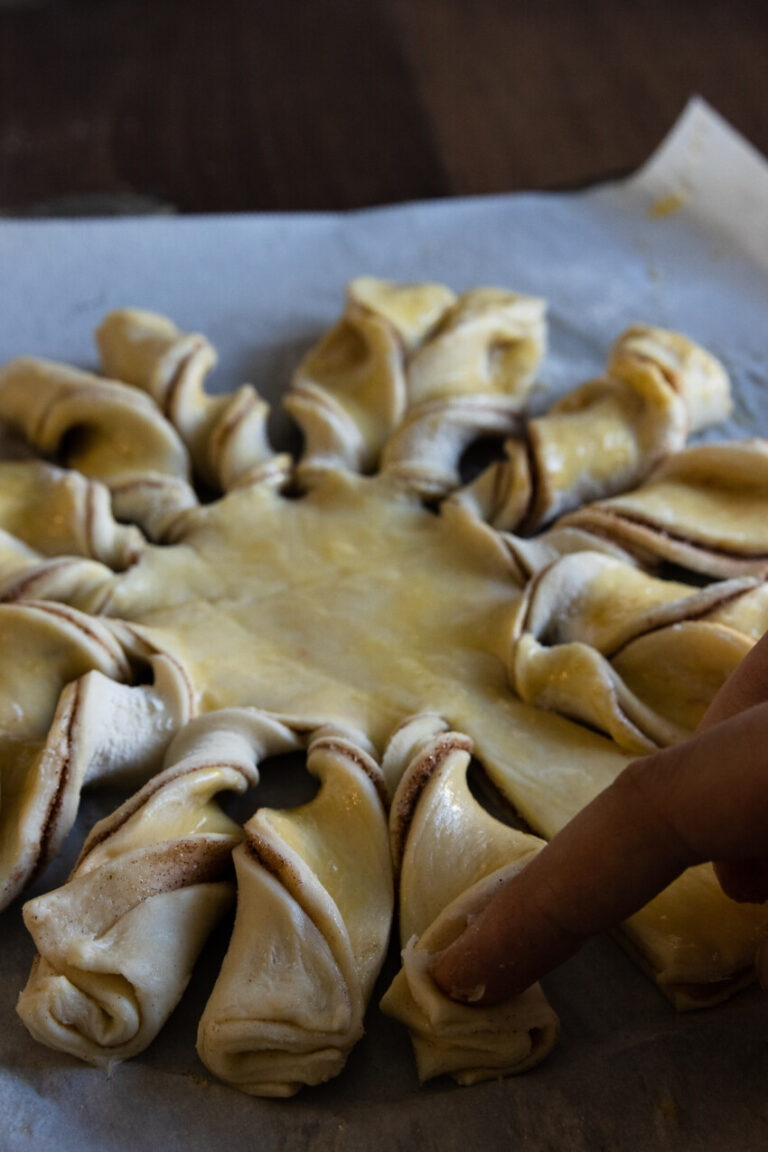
[105,474,519,746]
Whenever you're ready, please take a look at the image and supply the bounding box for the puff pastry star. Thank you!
[2,279,767,1093]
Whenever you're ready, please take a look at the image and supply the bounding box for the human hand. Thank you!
[431,631,768,1006]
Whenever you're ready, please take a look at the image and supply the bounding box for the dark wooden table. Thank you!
[1,0,767,214]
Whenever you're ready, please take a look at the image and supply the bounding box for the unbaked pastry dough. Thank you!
[288,278,546,493]
[197,724,392,1096]
[0,461,144,611]
[508,551,768,751]
[559,439,768,578]
[97,309,292,496]
[17,708,305,1066]
[2,280,766,1092]
[456,325,731,532]
[380,716,558,1084]
[0,460,143,569]
[0,604,192,910]
[0,356,197,540]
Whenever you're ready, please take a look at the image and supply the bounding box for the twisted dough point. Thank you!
[97,310,292,494]
[379,717,558,1086]
[0,357,197,539]
[508,552,768,752]
[288,278,546,491]
[500,523,638,586]
[286,278,454,480]
[16,708,308,1068]
[0,357,189,483]
[0,602,129,909]
[197,725,392,1097]
[0,533,116,613]
[455,325,731,533]
[560,439,768,580]
[0,460,151,610]
[0,460,143,570]
[0,611,196,914]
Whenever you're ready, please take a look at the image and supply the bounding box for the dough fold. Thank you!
[97,310,292,494]
[288,278,545,490]
[197,725,393,1096]
[0,601,143,909]
[560,439,768,579]
[0,357,197,538]
[0,459,149,610]
[0,532,116,612]
[1,630,194,911]
[455,325,731,533]
[17,707,306,1066]
[0,460,143,570]
[508,552,768,752]
[380,717,558,1084]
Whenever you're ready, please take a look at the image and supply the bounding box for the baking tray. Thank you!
[2,98,768,1151]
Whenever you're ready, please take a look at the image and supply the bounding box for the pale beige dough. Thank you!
[380,716,559,1084]
[197,725,393,1096]
[17,708,314,1067]
[2,280,766,1094]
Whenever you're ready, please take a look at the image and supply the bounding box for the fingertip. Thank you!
[714,858,768,905]
[429,926,530,1007]
[429,941,491,1005]
[700,633,768,729]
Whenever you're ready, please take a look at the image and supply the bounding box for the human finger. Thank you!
[713,858,768,904]
[698,632,768,896]
[700,629,768,729]
[432,701,768,1005]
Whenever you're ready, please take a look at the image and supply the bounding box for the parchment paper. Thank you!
[2,98,768,1151]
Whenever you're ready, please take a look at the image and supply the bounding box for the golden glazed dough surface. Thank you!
[4,283,768,1094]
[106,474,518,734]
[102,471,631,831]
[95,459,768,1008]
